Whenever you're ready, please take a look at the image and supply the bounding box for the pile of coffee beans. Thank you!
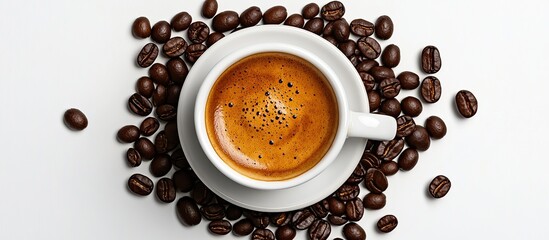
[116,1,479,239]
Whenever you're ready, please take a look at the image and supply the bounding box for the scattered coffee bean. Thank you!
[201,203,226,220]
[212,11,239,32]
[379,98,401,118]
[321,1,345,21]
[63,108,88,130]
[176,196,201,226]
[166,58,188,85]
[150,153,172,177]
[270,212,293,227]
[421,76,442,103]
[364,168,389,193]
[134,137,155,159]
[128,93,153,116]
[322,21,335,36]
[345,198,364,221]
[357,37,381,59]
[398,148,419,171]
[191,181,214,205]
[339,40,356,57]
[263,6,287,24]
[350,18,374,37]
[327,197,345,216]
[205,32,225,46]
[162,37,187,58]
[367,90,381,112]
[396,115,416,138]
[336,184,360,201]
[375,138,404,161]
[132,17,151,38]
[379,78,401,98]
[455,90,478,118]
[284,14,305,28]
[425,116,447,139]
[149,63,170,86]
[361,151,380,169]
[172,169,194,192]
[405,125,430,151]
[248,212,270,229]
[223,204,242,220]
[156,177,176,203]
[323,35,338,45]
[332,18,350,42]
[304,17,324,35]
[377,214,398,233]
[208,220,231,235]
[117,125,140,143]
[163,121,179,151]
[381,44,400,68]
[184,43,207,63]
[252,228,275,240]
[375,15,393,40]
[275,225,296,240]
[187,21,209,44]
[401,96,423,117]
[171,11,192,31]
[379,160,399,176]
[201,0,218,19]
[292,209,316,230]
[343,222,366,240]
[126,148,141,167]
[369,66,395,81]
[308,219,331,240]
[421,45,442,74]
[327,214,347,226]
[136,76,154,98]
[128,173,153,196]
[166,84,182,106]
[429,175,451,198]
[397,71,420,90]
[152,84,167,107]
[156,104,176,121]
[151,20,171,43]
[136,43,158,68]
[234,218,255,236]
[309,201,329,218]
[240,6,262,27]
[363,192,386,210]
[154,130,169,154]
[302,3,320,19]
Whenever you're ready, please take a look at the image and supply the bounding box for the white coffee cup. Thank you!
[195,38,396,190]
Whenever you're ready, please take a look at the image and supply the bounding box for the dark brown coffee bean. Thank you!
[308,219,331,240]
[401,96,423,117]
[327,197,345,216]
[132,17,151,38]
[339,40,356,58]
[126,148,141,167]
[352,163,367,178]
[150,153,171,177]
[345,198,364,221]
[162,37,187,58]
[176,196,201,226]
[381,44,400,68]
[379,160,398,176]
[156,104,176,121]
[171,148,190,169]
[350,18,374,37]
[117,125,140,143]
[128,93,152,116]
[332,18,350,42]
[166,58,188,85]
[357,37,381,59]
[356,60,379,73]
[421,45,442,74]
[421,76,442,103]
[187,21,209,44]
[361,151,380,169]
[270,212,292,227]
[455,90,478,118]
[429,175,451,198]
[398,148,419,171]
[263,6,287,24]
[346,173,363,185]
[275,225,296,240]
[240,6,262,27]
[172,169,194,192]
[212,11,239,32]
[134,137,155,159]
[246,212,270,229]
[377,214,398,233]
[233,219,254,236]
[136,43,158,68]
[405,125,430,151]
[323,35,338,45]
[200,203,225,220]
[171,12,192,31]
[149,63,170,86]
[223,204,242,220]
[363,192,386,210]
[425,116,447,139]
[379,78,401,99]
[152,84,167,107]
[164,121,179,151]
[192,181,214,205]
[207,219,231,235]
[327,215,347,226]
[252,228,275,240]
[321,1,345,21]
[367,90,381,112]
[364,168,388,193]
[348,54,360,66]
[151,21,171,43]
[128,173,153,196]
[292,209,315,230]
[304,17,324,35]
[136,76,154,98]
[184,43,207,63]
[322,21,335,36]
[166,85,181,106]
[154,130,169,154]
[336,184,359,201]
[369,66,395,81]
[343,222,366,240]
[379,98,401,118]
[310,201,329,218]
[397,71,420,90]
[205,32,225,47]
[284,14,305,28]
[396,115,416,138]
[201,0,218,18]
[302,3,320,19]
[375,15,393,40]
[155,177,176,203]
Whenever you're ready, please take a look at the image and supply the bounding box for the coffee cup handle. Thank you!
[347,111,397,141]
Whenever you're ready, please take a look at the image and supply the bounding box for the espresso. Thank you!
[205,52,339,181]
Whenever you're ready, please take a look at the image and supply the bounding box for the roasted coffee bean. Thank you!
[225,204,243,220]
[350,18,374,37]
[284,14,305,28]
[364,168,388,193]
[379,98,401,118]
[128,173,153,196]
[357,37,381,59]
[152,84,167,107]
[429,175,451,198]
[136,76,154,98]
[275,225,296,240]
[149,63,170,86]
[154,130,169,153]
[151,21,171,43]
[323,35,338,45]
[166,58,188,85]
[150,153,172,177]
[240,6,262,27]
[396,115,416,138]
[136,43,158,68]
[401,96,423,117]
[117,125,140,143]
[369,66,395,81]
[421,45,442,74]
[132,17,151,38]
[327,214,347,226]
[343,223,366,240]
[346,173,363,185]
[172,169,194,192]
[379,160,398,176]
[164,120,179,151]
[327,197,345,216]
[247,212,270,229]
[205,32,225,47]
[201,0,218,18]
[192,181,214,205]
[308,219,331,240]
[356,59,379,72]
[321,1,345,21]
[233,219,254,236]
[292,209,315,230]
[134,137,155,159]
[156,177,176,203]
[302,3,320,19]
[129,93,153,116]
[207,220,231,235]
[361,151,380,169]
[252,228,275,240]
[200,203,225,220]
[184,43,207,63]
[348,54,360,66]
[336,184,359,201]
[322,21,335,36]
[367,90,381,112]
[171,148,190,169]
[187,21,209,44]
[212,11,239,32]
[162,37,187,58]
[304,17,324,35]
[421,76,442,103]
[176,196,201,226]
[397,71,420,90]
[353,163,367,177]
[171,11,192,31]
[332,18,350,42]
[455,90,478,118]
[425,116,447,139]
[363,192,386,210]
[126,148,141,167]
[270,212,292,227]
[310,201,329,218]
[398,148,419,171]
[379,78,401,99]
[405,125,430,151]
[156,104,176,121]
[381,44,400,68]
[375,15,393,40]
[377,214,398,233]
[339,40,356,58]
[166,85,181,106]
[263,6,287,24]
[345,198,364,221]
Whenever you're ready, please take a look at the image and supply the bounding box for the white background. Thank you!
[1,0,548,239]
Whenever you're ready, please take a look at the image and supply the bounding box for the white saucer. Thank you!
[176,25,368,212]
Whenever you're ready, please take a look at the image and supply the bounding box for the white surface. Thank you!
[0,0,548,239]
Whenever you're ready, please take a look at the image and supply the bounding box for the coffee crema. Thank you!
[205,52,339,181]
